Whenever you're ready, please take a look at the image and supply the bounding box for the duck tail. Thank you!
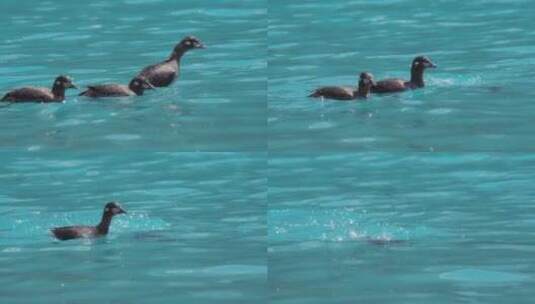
[0,94,14,108]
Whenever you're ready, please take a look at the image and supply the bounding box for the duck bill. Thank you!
[196,42,206,49]
[426,62,437,68]
[70,83,78,89]
[118,207,127,214]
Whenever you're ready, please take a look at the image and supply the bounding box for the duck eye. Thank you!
[105,207,110,212]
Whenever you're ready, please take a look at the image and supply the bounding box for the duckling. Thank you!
[1,75,77,103]
[372,56,436,93]
[79,76,154,98]
[51,202,127,241]
[309,72,375,100]
[136,36,205,88]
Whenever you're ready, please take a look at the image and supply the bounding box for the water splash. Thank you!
[269,208,433,244]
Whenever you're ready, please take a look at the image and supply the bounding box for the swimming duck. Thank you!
[79,76,154,98]
[308,72,375,100]
[51,202,127,241]
[1,75,77,103]
[371,56,436,93]
[136,36,205,88]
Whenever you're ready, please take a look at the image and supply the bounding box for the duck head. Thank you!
[172,36,205,57]
[179,36,205,50]
[412,56,437,70]
[51,75,77,98]
[53,75,77,90]
[410,56,436,87]
[103,201,127,217]
[358,72,375,98]
[129,76,155,95]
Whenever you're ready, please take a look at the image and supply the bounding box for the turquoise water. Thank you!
[269,0,535,151]
[0,152,266,303]
[267,1,535,302]
[269,154,535,303]
[0,0,266,151]
[3,0,535,303]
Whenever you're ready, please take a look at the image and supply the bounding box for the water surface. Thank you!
[0,152,266,303]
[268,0,535,151]
[0,0,266,151]
[269,153,535,303]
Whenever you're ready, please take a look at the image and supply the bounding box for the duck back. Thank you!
[371,79,407,93]
[80,85,133,98]
[51,226,98,240]
[138,60,178,88]
[1,87,56,102]
[309,86,355,100]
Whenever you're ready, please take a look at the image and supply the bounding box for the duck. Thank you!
[136,36,205,88]
[308,72,375,100]
[371,56,437,93]
[51,202,127,241]
[1,75,77,103]
[79,76,154,98]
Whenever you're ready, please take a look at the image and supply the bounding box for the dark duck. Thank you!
[1,75,77,103]
[309,72,375,100]
[79,76,154,98]
[51,202,127,241]
[371,56,437,93]
[136,36,205,88]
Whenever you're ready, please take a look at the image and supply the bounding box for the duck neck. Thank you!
[168,47,187,62]
[51,83,66,100]
[410,67,425,87]
[129,85,144,96]
[96,213,113,234]
[356,82,371,98]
